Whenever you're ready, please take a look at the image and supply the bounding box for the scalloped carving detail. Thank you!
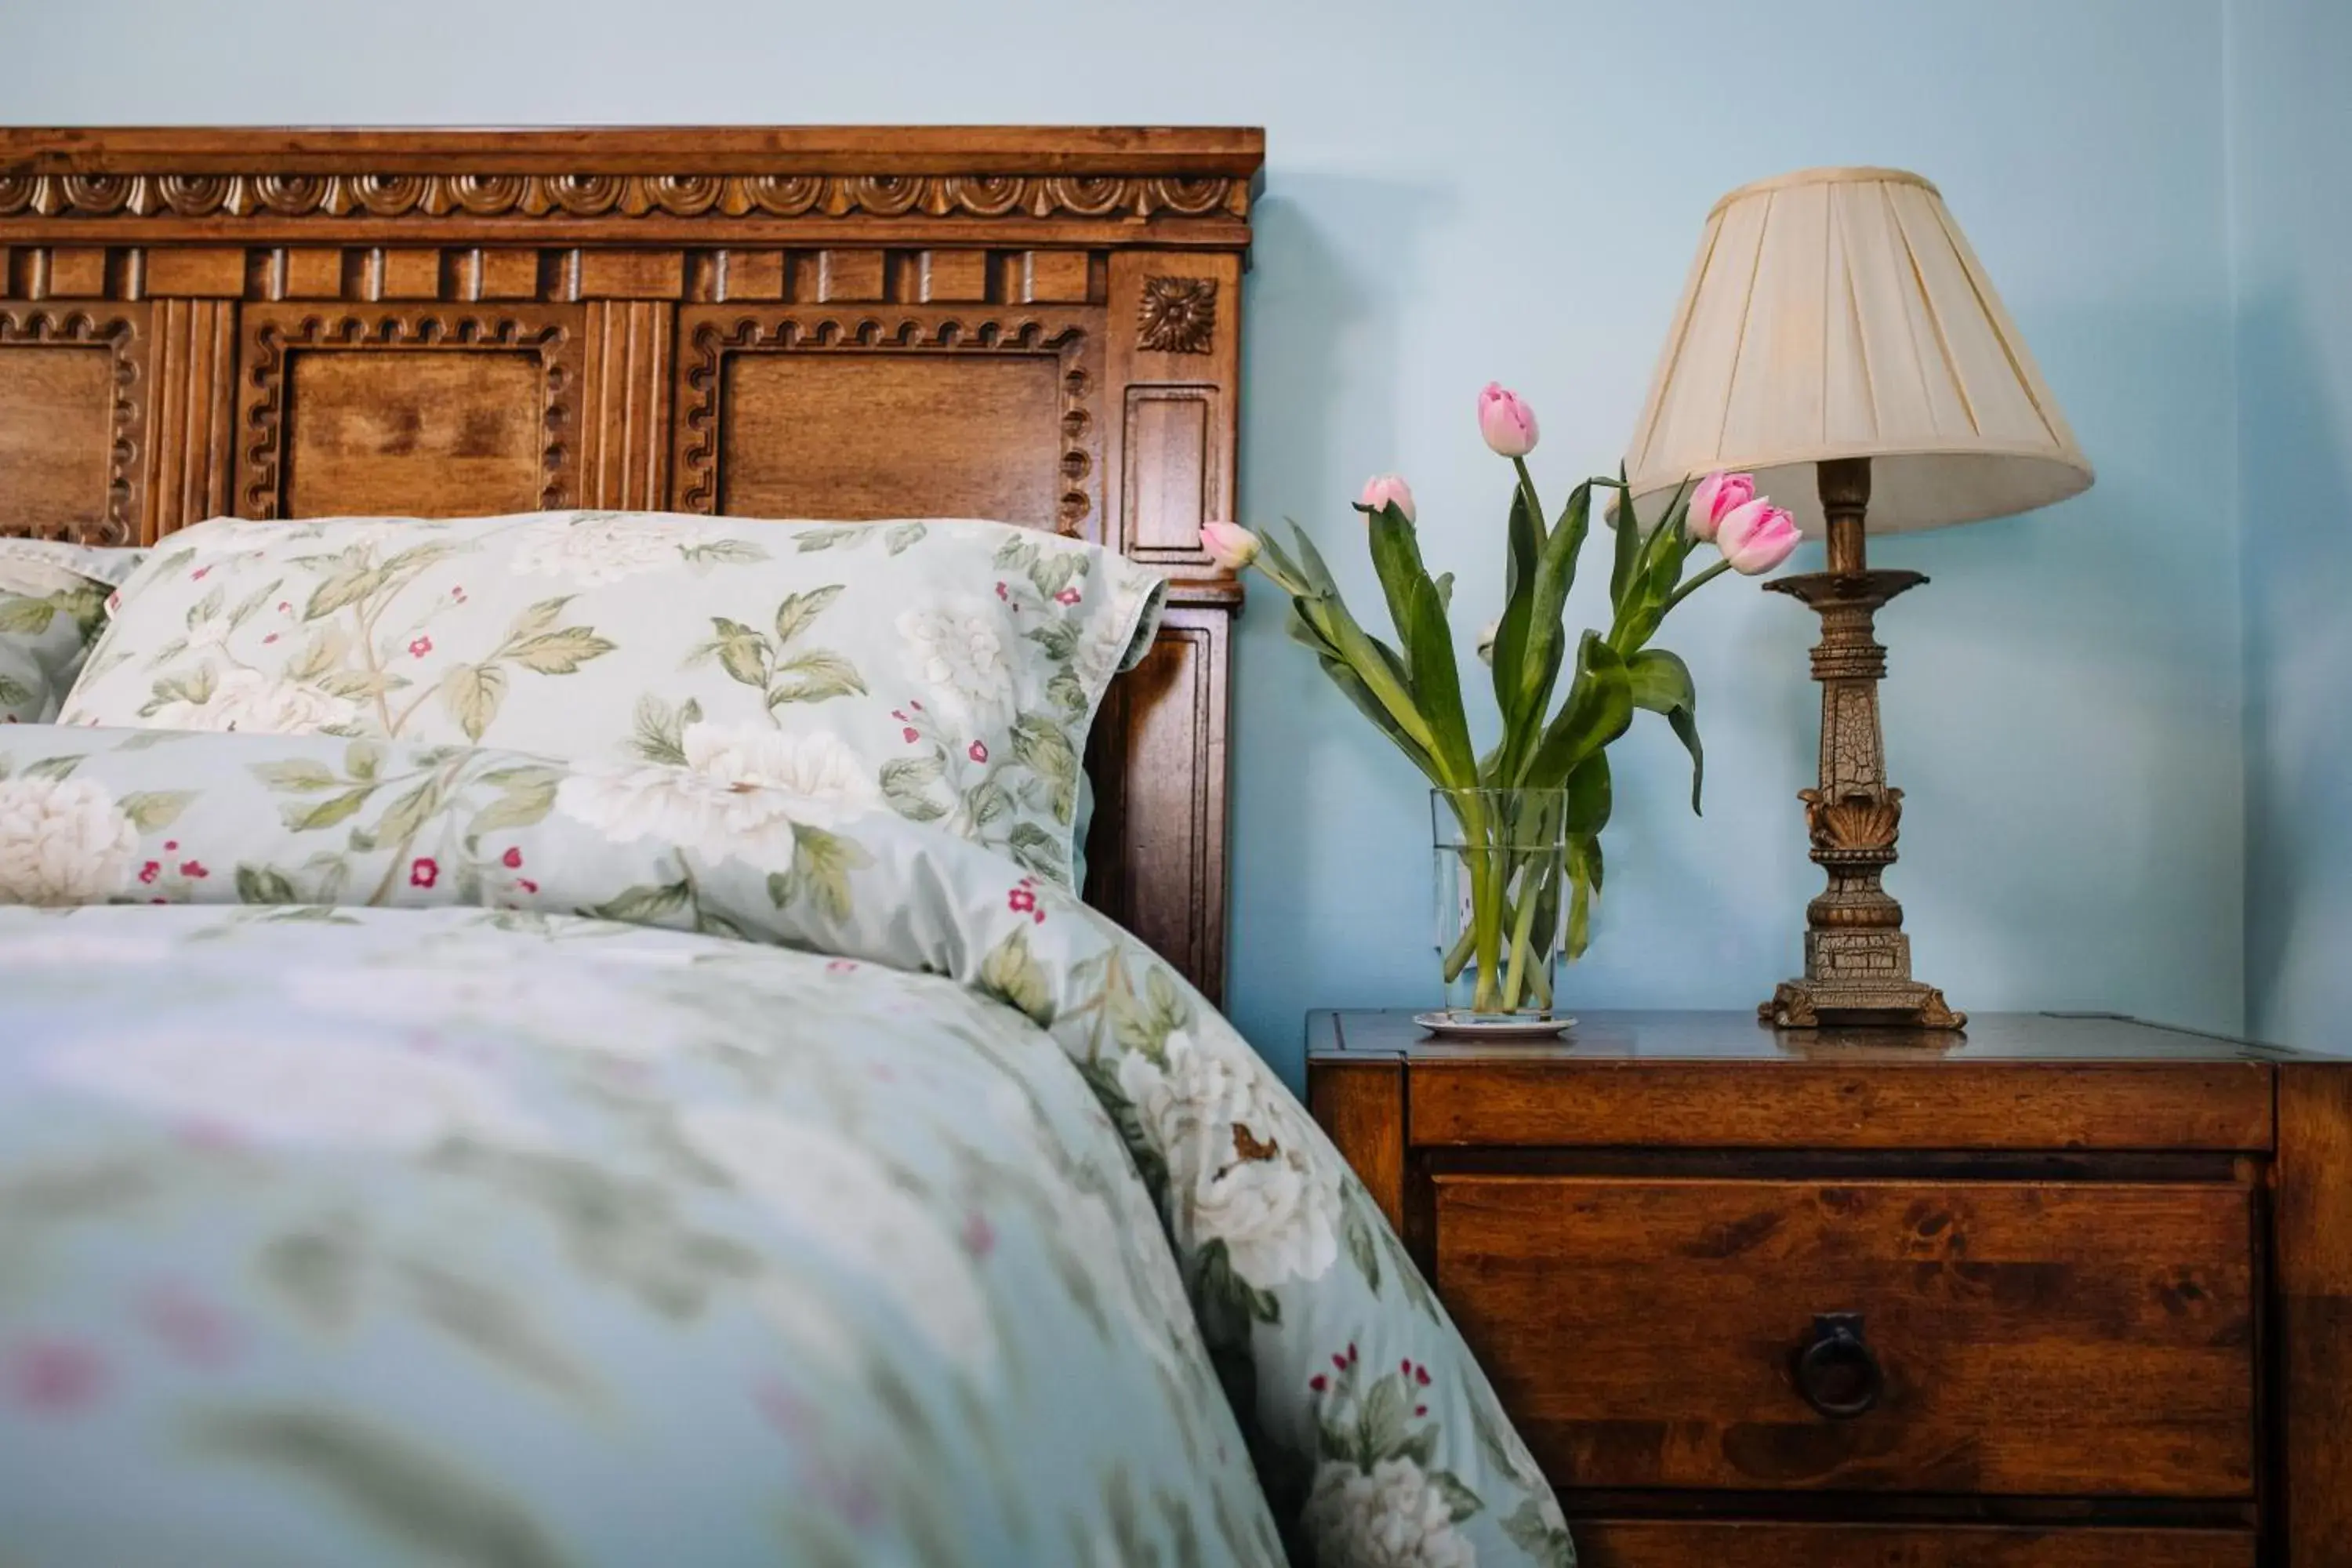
[0,173,1250,224]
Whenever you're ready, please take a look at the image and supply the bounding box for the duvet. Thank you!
[0,724,1575,1568]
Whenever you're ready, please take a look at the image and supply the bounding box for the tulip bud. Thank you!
[1477,383,1538,458]
[1715,498,1802,575]
[1198,521,1261,572]
[1686,471,1755,542]
[1356,474,1417,524]
[1475,619,1499,666]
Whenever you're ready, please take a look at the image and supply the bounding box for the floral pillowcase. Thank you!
[0,539,147,724]
[60,513,1164,886]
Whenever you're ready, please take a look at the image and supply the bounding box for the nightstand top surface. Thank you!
[1307,1008,2303,1065]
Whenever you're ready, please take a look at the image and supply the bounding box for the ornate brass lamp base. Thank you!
[1757,457,1966,1034]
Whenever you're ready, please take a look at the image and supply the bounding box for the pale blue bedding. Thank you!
[0,724,1574,1568]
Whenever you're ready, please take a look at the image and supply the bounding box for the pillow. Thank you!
[64,513,1163,885]
[0,539,146,724]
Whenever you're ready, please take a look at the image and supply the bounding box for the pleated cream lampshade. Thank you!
[1624,166,2093,535]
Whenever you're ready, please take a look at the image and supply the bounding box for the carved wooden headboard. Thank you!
[0,125,1261,1003]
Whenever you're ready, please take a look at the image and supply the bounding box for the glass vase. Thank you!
[1432,787,1570,1022]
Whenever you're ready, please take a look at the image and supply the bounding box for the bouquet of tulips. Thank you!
[1200,385,1798,1014]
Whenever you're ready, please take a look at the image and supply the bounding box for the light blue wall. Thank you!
[2230,0,2352,1055]
[9,0,2250,1083]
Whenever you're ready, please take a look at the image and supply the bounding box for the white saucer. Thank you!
[1414,1011,1576,1040]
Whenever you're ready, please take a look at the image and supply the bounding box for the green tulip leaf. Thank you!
[1563,753,1612,840]
[1366,502,1428,671]
[1513,482,1594,753]
[1627,646,1704,813]
[1490,482,1544,731]
[1608,470,1643,608]
[1565,834,1603,960]
[1316,654,1439,779]
[1367,503,1475,785]
[1523,634,1633,789]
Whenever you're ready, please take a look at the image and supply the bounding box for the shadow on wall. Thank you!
[2241,290,2352,1053]
[1224,175,1460,1083]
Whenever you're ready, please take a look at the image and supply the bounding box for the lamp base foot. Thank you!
[1759,978,1967,1033]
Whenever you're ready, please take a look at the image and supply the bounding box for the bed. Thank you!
[0,127,1574,1567]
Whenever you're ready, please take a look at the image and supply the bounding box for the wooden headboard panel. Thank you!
[0,125,1261,1003]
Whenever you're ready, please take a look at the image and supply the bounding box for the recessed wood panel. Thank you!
[1123,385,1214,557]
[235,304,579,520]
[1086,610,1227,1001]
[1434,1174,2256,1497]
[0,345,114,534]
[716,354,1060,522]
[0,306,145,543]
[281,351,546,518]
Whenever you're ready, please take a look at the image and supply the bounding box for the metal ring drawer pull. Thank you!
[1795,1311,1882,1420]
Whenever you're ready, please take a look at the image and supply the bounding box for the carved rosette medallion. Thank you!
[1136,276,1217,354]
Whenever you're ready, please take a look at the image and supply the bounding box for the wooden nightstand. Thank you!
[1305,1009,2352,1568]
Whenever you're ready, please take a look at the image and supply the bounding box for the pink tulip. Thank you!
[1477,383,1538,457]
[1356,474,1416,523]
[1715,498,1802,575]
[1199,521,1261,571]
[1686,471,1755,541]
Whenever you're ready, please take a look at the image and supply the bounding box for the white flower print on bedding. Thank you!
[66,511,1164,887]
[147,666,362,733]
[898,597,1016,731]
[1119,1028,1344,1290]
[508,511,683,584]
[1303,1457,1477,1568]
[0,773,139,904]
[681,722,880,826]
[555,760,806,864]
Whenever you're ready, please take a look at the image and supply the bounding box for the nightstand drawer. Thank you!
[1431,1175,2256,1497]
[1570,1520,2254,1567]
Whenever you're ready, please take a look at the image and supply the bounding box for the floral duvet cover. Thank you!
[0,724,1574,1568]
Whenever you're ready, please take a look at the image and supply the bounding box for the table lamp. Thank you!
[1624,166,2094,1030]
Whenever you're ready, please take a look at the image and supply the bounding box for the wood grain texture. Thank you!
[2275,1064,2352,1563]
[1105,250,1240,568]
[674,306,1099,533]
[234,303,581,520]
[1082,606,1229,1003]
[0,129,1255,1003]
[1434,1174,2256,1496]
[1410,1058,2275,1152]
[0,126,1265,249]
[142,297,233,539]
[1305,1011,2347,1563]
[0,301,145,543]
[1308,1059,1406,1235]
[1570,1520,2253,1567]
[579,299,671,510]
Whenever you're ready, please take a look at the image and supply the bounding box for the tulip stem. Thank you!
[1499,855,1546,1010]
[1511,457,1545,546]
[1664,557,1733,614]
